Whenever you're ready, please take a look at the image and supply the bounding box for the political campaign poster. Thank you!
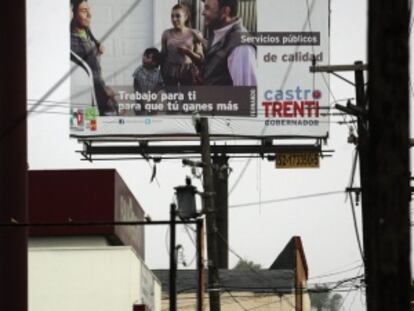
[69,0,330,139]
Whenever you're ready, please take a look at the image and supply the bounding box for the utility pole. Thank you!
[196,218,205,311]
[353,60,371,304]
[310,62,368,308]
[367,0,411,310]
[169,204,177,311]
[213,154,229,269]
[197,117,221,311]
[0,1,28,311]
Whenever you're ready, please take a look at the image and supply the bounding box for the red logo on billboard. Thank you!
[75,111,84,126]
[90,120,97,131]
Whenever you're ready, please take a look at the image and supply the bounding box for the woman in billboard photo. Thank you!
[160,4,205,86]
[70,0,118,116]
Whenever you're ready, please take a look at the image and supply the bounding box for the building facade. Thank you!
[28,170,160,311]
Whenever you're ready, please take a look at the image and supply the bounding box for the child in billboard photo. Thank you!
[70,0,118,116]
[133,48,164,94]
[131,48,165,115]
[161,4,205,86]
[201,0,257,86]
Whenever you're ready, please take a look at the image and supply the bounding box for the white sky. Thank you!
[26,1,413,310]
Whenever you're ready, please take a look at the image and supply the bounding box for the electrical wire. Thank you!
[229,190,344,208]
[165,226,170,255]
[257,158,262,213]
[229,150,256,195]
[308,263,363,280]
[224,289,249,311]
[336,266,364,310]
[349,284,360,310]
[345,148,359,203]
[215,230,248,264]
[182,224,197,267]
[228,0,319,195]
[34,0,144,115]
[304,0,359,135]
[0,0,144,143]
[308,258,362,277]
[304,5,365,275]
[215,230,281,291]
[349,189,365,262]
[213,229,361,305]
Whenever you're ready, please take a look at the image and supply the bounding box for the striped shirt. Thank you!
[132,65,164,94]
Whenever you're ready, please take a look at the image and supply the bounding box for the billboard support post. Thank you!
[197,118,221,311]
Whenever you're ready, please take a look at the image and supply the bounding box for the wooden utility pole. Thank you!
[169,204,177,311]
[0,1,28,311]
[213,154,229,269]
[367,0,411,310]
[196,218,205,311]
[198,118,221,311]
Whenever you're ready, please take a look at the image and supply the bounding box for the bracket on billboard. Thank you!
[310,63,368,87]
[77,138,333,162]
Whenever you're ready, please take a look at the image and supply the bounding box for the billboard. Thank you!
[70,0,330,139]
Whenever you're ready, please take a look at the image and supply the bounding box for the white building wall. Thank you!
[29,246,161,311]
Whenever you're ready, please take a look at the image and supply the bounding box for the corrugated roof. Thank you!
[152,269,295,294]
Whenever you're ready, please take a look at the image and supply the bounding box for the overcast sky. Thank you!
[26,1,413,310]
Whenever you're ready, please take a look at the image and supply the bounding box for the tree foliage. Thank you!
[232,259,262,271]
[310,285,343,311]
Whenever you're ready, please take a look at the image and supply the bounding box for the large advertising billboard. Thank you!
[70,0,330,139]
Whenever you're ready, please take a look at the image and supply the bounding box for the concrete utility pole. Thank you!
[0,1,28,311]
[198,118,221,311]
[367,0,411,310]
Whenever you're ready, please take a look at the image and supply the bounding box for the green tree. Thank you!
[328,293,343,311]
[310,285,330,311]
[232,259,262,271]
[310,285,343,311]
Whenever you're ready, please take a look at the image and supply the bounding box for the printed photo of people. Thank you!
[200,0,257,86]
[70,0,119,116]
[70,0,258,120]
[69,0,330,138]
[157,0,257,87]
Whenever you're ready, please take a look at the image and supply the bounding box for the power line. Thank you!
[0,0,144,143]
[224,289,249,311]
[33,0,142,115]
[304,0,359,135]
[336,266,364,310]
[229,190,344,208]
[308,258,362,278]
[229,0,319,195]
[214,228,363,302]
[348,190,365,262]
[182,224,197,267]
[308,263,363,280]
